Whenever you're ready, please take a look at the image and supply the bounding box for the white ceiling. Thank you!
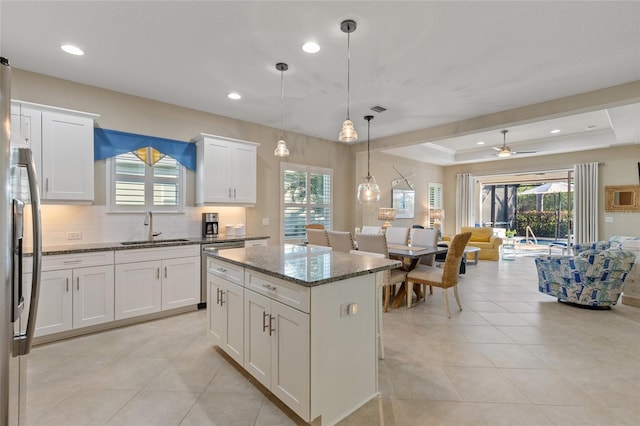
[2,1,639,165]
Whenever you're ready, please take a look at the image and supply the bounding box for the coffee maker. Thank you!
[202,212,219,238]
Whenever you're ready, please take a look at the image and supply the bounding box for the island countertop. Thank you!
[204,244,401,287]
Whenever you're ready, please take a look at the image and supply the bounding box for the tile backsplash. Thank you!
[23,205,246,247]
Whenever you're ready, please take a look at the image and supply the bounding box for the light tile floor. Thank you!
[25,256,640,425]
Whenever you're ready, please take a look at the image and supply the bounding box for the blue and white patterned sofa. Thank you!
[535,245,636,308]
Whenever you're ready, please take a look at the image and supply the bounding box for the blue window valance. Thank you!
[94,128,196,170]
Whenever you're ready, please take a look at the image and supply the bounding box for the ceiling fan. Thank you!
[493,129,538,158]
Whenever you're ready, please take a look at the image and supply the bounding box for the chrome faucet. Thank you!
[144,211,162,241]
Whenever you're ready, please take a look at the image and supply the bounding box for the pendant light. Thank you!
[274,62,290,157]
[357,115,381,203]
[338,19,358,142]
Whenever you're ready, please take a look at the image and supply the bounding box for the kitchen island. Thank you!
[204,244,400,425]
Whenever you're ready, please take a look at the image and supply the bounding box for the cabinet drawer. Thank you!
[245,270,309,313]
[245,239,268,247]
[115,245,200,263]
[207,257,244,286]
[34,251,115,271]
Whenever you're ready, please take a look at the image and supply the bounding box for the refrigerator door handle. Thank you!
[13,147,42,356]
[11,199,25,322]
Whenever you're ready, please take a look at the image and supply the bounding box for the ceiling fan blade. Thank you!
[491,146,501,151]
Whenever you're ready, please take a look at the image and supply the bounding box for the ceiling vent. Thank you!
[370,105,387,113]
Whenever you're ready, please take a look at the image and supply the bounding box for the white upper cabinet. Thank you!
[11,101,99,202]
[194,133,259,205]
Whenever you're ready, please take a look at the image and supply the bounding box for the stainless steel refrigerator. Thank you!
[1,57,42,426]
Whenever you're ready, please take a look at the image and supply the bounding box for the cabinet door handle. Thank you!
[157,268,160,280]
[228,188,232,199]
[262,284,277,292]
[216,267,226,273]
[262,311,269,333]
[45,178,49,192]
[233,188,236,199]
[219,290,225,306]
[63,259,82,264]
[164,266,167,278]
[66,278,69,292]
[216,288,221,305]
[76,277,80,291]
[269,315,275,336]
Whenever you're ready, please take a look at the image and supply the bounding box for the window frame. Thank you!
[280,162,333,244]
[106,149,186,214]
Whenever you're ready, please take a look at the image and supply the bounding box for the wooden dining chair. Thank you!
[306,228,330,246]
[405,232,472,316]
[327,230,355,253]
[355,233,406,312]
[385,226,410,246]
[305,223,325,230]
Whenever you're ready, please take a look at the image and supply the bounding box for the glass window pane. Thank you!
[154,156,179,178]
[309,173,331,205]
[115,181,145,205]
[153,182,179,206]
[115,152,145,176]
[284,207,307,239]
[284,170,307,204]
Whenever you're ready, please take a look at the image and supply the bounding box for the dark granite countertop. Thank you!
[27,235,270,256]
[204,244,401,287]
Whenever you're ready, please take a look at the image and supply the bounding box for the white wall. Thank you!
[12,69,354,246]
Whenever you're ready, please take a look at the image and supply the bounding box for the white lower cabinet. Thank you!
[207,272,244,365]
[161,256,200,310]
[244,289,309,419]
[115,260,162,320]
[115,245,200,320]
[24,252,115,337]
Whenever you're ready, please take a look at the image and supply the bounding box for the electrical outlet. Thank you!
[340,303,358,317]
[67,232,82,240]
[262,217,270,226]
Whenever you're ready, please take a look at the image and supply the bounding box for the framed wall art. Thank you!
[392,188,415,219]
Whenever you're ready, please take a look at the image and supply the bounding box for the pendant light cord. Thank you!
[280,68,284,140]
[346,31,351,120]
[367,118,371,178]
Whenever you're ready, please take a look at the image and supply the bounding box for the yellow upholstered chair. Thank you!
[442,226,502,261]
[406,232,472,316]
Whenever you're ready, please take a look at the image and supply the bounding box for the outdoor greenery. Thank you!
[514,211,570,239]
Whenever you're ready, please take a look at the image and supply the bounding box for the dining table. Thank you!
[386,244,449,308]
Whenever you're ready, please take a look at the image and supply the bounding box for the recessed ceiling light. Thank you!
[302,41,320,53]
[227,92,241,100]
[477,141,485,145]
[550,129,561,134]
[586,124,597,130]
[60,44,84,56]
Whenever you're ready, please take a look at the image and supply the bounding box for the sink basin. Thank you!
[121,238,190,246]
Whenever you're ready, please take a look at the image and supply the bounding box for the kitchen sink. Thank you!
[120,238,190,246]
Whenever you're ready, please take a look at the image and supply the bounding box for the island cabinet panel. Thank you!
[309,275,377,425]
[243,287,310,420]
[207,252,383,425]
[207,272,244,365]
